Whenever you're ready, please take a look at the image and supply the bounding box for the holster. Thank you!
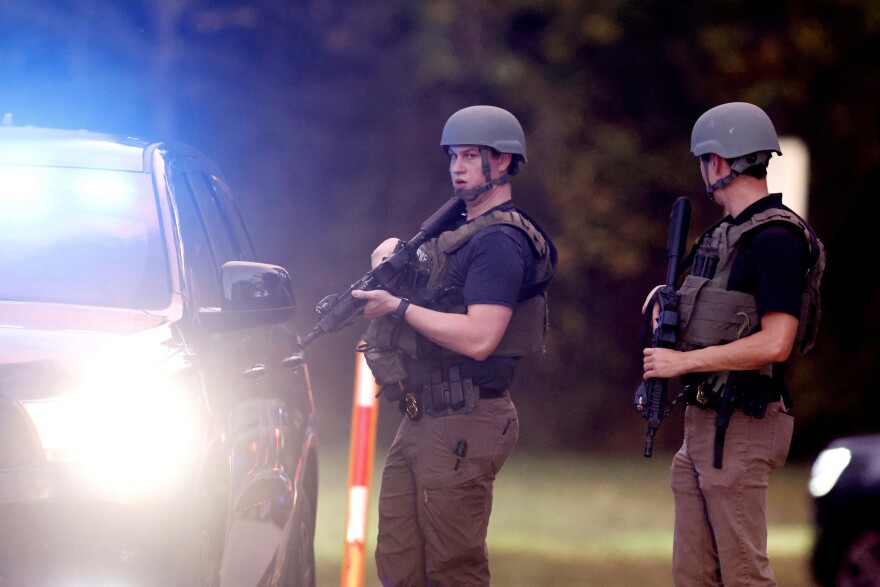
[683,372,731,411]
[684,372,774,469]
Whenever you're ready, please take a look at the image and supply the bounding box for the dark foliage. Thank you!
[2,0,878,458]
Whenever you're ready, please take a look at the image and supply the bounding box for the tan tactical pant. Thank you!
[375,394,519,587]
[670,401,794,587]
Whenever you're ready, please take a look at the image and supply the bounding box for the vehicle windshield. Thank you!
[0,165,170,309]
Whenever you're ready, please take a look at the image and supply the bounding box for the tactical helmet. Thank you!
[690,102,781,159]
[440,105,527,161]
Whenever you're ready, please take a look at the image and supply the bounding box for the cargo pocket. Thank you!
[769,409,794,469]
[420,475,492,576]
[492,416,519,476]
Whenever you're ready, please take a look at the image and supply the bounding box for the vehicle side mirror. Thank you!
[198,261,295,333]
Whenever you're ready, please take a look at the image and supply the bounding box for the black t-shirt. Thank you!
[446,224,535,308]
[726,194,811,318]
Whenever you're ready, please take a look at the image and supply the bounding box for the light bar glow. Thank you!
[75,173,135,211]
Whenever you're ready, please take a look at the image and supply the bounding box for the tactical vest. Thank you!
[417,208,554,357]
[362,208,555,391]
[676,207,825,362]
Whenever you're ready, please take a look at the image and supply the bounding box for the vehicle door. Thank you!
[167,157,312,584]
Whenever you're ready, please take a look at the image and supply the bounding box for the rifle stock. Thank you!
[634,197,691,457]
[298,197,466,348]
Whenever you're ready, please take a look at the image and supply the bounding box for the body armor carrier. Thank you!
[676,205,825,469]
[677,206,825,357]
[361,208,555,399]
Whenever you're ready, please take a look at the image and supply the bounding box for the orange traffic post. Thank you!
[341,349,379,587]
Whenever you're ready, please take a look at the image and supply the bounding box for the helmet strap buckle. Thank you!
[480,147,492,185]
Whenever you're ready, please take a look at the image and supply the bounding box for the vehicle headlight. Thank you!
[22,372,204,501]
[809,447,852,498]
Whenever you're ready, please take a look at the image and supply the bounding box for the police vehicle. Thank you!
[0,123,318,586]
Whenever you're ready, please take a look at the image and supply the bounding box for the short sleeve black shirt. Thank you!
[445,224,534,308]
[727,194,811,319]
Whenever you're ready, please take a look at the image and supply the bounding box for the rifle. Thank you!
[298,197,466,348]
[634,196,691,457]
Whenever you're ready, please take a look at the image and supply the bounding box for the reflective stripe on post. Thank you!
[341,349,379,587]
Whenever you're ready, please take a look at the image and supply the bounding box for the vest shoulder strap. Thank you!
[436,209,549,258]
[726,207,817,256]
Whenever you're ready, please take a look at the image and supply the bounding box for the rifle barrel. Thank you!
[665,197,692,287]
[636,196,692,458]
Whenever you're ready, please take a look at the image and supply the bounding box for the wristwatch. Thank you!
[390,298,411,322]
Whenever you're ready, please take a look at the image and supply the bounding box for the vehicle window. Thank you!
[210,176,256,260]
[0,165,170,309]
[170,171,223,309]
[185,171,242,266]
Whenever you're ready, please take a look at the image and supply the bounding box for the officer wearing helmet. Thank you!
[353,105,556,586]
[642,102,825,586]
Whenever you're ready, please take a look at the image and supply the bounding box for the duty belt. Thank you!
[683,372,786,469]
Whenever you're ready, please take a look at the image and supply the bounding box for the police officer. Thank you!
[352,105,556,586]
[642,102,825,586]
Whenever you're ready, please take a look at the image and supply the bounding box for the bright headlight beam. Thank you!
[23,397,85,459]
[809,447,852,498]
[22,374,203,501]
[0,167,45,221]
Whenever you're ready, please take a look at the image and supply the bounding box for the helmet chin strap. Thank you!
[454,175,512,200]
[703,164,736,202]
[702,152,772,201]
[454,147,512,200]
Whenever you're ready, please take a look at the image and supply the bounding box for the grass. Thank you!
[314,443,817,587]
